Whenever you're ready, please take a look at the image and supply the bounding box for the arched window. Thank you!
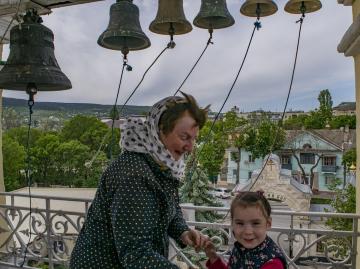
[302,143,312,150]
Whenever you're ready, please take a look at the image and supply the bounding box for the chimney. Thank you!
[345,125,350,133]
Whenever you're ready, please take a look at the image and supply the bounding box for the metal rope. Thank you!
[248,13,306,191]
[173,30,214,96]
[189,20,261,181]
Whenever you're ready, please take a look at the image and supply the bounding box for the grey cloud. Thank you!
[2,0,355,113]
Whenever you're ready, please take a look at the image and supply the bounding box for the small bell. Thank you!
[193,0,235,30]
[98,0,150,51]
[149,0,192,35]
[0,10,71,91]
[284,0,322,14]
[240,0,278,18]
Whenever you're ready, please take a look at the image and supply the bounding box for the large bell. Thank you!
[284,0,322,14]
[149,0,192,35]
[98,0,150,51]
[193,0,235,30]
[0,10,71,91]
[240,0,278,17]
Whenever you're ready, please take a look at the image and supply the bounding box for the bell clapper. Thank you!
[26,83,37,115]
[296,1,306,23]
[254,4,262,30]
[207,28,213,45]
[167,22,176,49]
[121,46,132,71]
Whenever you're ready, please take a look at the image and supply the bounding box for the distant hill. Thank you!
[3,97,151,117]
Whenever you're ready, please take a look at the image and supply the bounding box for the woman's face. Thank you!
[232,205,271,249]
[159,111,199,161]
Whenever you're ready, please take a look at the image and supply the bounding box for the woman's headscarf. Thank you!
[120,96,186,179]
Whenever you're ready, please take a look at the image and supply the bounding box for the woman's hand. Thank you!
[180,229,209,252]
[204,240,219,264]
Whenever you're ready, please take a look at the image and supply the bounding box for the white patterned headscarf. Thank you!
[120,96,186,179]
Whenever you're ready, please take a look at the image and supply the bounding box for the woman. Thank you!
[70,92,209,268]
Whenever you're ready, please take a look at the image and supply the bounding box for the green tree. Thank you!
[31,133,61,185]
[244,120,286,159]
[2,107,22,129]
[82,151,108,187]
[342,148,356,167]
[283,114,308,130]
[318,89,333,122]
[325,184,355,258]
[329,115,356,129]
[53,140,92,186]
[61,115,120,158]
[197,120,228,182]
[304,111,325,129]
[3,135,26,191]
[5,127,42,147]
[180,149,222,222]
[109,106,119,120]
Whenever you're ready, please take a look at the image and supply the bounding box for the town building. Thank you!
[221,128,356,193]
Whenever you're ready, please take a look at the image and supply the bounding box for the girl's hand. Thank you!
[204,240,219,264]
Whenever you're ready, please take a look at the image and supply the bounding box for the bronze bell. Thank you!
[149,0,192,35]
[240,0,278,18]
[98,0,150,51]
[0,10,71,91]
[193,0,235,30]
[284,0,322,14]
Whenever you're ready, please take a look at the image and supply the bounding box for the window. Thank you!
[248,171,252,179]
[281,155,291,165]
[300,153,315,164]
[325,175,335,185]
[248,155,255,163]
[233,169,237,176]
[323,156,336,166]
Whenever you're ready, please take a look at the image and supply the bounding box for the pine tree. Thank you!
[180,149,223,223]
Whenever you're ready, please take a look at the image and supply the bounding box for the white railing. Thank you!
[0,192,358,269]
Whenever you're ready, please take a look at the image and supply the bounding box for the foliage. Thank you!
[304,111,326,129]
[342,148,356,167]
[325,184,355,258]
[283,114,308,130]
[31,133,61,185]
[283,90,357,130]
[2,107,22,130]
[2,135,26,191]
[180,149,223,222]
[197,120,228,182]
[5,127,42,148]
[60,115,120,158]
[317,89,333,123]
[3,121,107,188]
[329,185,356,223]
[244,120,286,159]
[53,140,92,186]
[329,115,356,129]
[109,106,119,120]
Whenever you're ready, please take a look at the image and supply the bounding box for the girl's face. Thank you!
[232,205,272,249]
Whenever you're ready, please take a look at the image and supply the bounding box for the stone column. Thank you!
[0,43,4,199]
[353,1,360,267]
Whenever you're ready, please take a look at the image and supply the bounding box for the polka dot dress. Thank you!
[69,151,189,269]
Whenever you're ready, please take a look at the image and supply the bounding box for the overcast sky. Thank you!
[1,0,356,112]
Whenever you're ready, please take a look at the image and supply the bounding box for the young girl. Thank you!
[204,191,287,269]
